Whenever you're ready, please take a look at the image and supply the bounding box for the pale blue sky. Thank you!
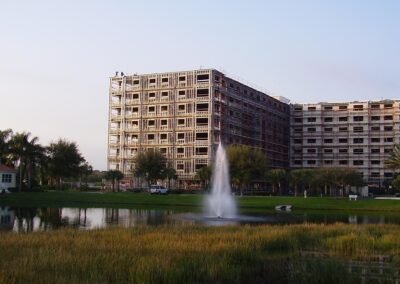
[0,0,399,170]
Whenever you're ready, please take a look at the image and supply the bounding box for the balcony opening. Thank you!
[196,118,208,126]
[196,103,209,112]
[196,89,209,97]
[162,77,168,83]
[179,76,186,82]
[196,132,208,140]
[149,78,156,84]
[177,119,185,126]
[197,74,209,82]
[353,127,363,133]
[160,133,167,140]
[148,134,155,140]
[177,133,185,140]
[161,105,168,112]
[371,104,380,109]
[195,147,208,155]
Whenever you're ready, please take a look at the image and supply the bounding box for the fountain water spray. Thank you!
[205,143,237,218]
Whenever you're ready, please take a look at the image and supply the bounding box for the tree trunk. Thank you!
[19,164,22,192]
[294,184,298,197]
[112,180,115,192]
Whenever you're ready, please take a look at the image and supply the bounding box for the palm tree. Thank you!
[266,169,287,195]
[289,169,304,196]
[0,129,13,165]
[105,170,124,192]
[385,144,400,171]
[9,132,44,191]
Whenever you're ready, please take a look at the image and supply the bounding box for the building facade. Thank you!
[0,164,17,192]
[107,69,290,186]
[290,100,400,185]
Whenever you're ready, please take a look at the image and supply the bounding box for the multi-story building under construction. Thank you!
[107,69,290,187]
[290,100,400,186]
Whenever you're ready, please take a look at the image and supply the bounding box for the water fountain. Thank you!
[205,143,237,219]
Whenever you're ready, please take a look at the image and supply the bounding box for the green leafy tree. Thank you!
[196,165,212,191]
[392,175,400,191]
[133,150,167,189]
[47,139,85,188]
[163,166,177,190]
[385,144,400,171]
[227,145,267,195]
[266,169,287,195]
[105,170,124,192]
[78,162,93,189]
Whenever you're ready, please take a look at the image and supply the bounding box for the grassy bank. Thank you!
[1,191,400,212]
[0,224,399,283]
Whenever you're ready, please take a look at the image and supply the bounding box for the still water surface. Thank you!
[1,206,400,233]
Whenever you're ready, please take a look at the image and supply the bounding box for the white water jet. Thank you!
[205,143,237,218]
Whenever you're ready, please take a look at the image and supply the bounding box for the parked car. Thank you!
[149,185,168,195]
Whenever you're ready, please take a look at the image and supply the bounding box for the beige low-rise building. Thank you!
[290,100,400,186]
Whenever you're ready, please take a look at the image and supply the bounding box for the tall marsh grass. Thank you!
[0,224,399,283]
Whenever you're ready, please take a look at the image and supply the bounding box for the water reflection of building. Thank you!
[0,206,15,231]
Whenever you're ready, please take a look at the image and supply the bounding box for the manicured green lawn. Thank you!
[1,191,400,212]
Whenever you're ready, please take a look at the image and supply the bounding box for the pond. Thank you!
[2,205,400,233]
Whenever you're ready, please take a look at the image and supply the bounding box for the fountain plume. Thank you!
[205,143,237,218]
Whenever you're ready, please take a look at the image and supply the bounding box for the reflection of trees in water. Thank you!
[0,206,15,231]
[66,208,90,228]
[10,207,92,232]
[105,208,119,225]
[14,207,37,232]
